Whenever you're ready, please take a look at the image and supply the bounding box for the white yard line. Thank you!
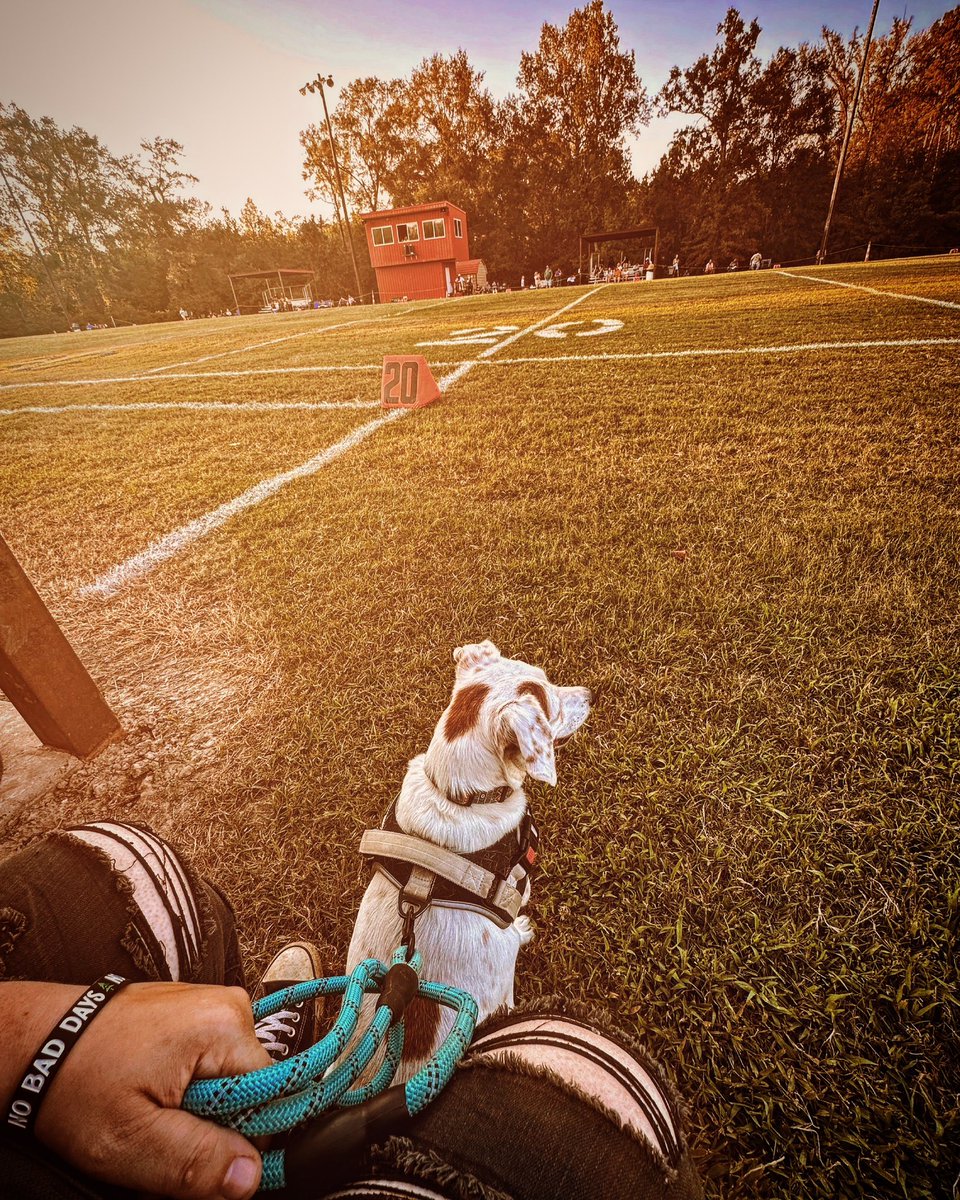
[780,270,960,311]
[3,322,252,374]
[77,287,606,599]
[79,410,407,599]
[1,399,378,417]
[143,318,376,374]
[143,299,449,374]
[477,288,606,357]
[9,333,956,398]
[466,335,960,367]
[0,364,383,391]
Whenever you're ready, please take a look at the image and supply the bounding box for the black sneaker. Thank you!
[254,940,324,1060]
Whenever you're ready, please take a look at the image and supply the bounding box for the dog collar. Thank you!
[423,766,513,807]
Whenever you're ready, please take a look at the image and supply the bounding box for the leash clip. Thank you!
[397,894,426,961]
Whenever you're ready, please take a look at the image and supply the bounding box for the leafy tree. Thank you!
[127,137,201,241]
[908,7,960,175]
[388,52,499,211]
[301,76,406,214]
[0,221,45,335]
[821,9,960,254]
[658,7,762,179]
[0,103,128,314]
[649,8,834,266]
[510,0,650,272]
[653,8,764,262]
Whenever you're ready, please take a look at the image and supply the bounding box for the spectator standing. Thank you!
[704,259,715,274]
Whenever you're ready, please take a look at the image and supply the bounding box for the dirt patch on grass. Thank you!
[0,584,283,858]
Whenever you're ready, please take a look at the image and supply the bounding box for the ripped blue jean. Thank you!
[0,824,702,1200]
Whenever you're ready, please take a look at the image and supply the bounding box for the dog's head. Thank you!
[425,640,591,797]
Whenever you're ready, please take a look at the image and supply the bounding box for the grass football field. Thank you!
[1,258,958,1198]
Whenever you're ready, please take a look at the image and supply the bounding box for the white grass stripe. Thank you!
[3,323,242,374]
[78,289,613,599]
[1,399,378,417]
[0,364,383,391]
[468,336,960,367]
[780,270,960,310]
[477,286,606,357]
[144,319,377,374]
[436,360,479,389]
[143,299,450,374]
[6,336,957,401]
[79,410,406,599]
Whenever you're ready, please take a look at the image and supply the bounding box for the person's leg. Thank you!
[0,822,244,1200]
[315,1007,703,1200]
[0,821,243,987]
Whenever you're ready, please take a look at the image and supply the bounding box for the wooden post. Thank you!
[0,535,121,758]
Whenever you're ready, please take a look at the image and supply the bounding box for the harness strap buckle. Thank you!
[397,867,433,960]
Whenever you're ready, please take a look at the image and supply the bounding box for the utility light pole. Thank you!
[817,0,881,266]
[300,73,364,302]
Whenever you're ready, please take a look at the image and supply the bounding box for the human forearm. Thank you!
[1,980,270,1200]
[1,981,86,1121]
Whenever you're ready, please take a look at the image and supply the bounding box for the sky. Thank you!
[1,0,952,222]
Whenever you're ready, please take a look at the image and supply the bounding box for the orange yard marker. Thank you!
[380,355,441,410]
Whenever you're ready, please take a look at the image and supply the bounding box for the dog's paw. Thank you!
[514,914,535,945]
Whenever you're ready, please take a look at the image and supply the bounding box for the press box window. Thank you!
[397,223,419,242]
[372,226,394,246]
[423,219,445,240]
[453,218,463,238]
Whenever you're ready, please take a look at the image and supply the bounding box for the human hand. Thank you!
[28,982,271,1199]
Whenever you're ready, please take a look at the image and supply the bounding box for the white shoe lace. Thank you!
[255,1008,300,1057]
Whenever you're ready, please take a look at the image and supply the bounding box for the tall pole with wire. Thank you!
[817,0,881,265]
[300,73,364,302]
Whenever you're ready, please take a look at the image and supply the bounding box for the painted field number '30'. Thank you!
[380,355,442,410]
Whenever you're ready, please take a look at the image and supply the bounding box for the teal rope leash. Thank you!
[183,948,478,1193]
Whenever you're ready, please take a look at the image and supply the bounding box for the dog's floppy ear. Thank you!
[453,641,501,672]
[498,696,557,786]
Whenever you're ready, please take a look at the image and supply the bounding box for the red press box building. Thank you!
[359,201,469,302]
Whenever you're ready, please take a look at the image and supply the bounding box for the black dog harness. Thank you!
[359,800,539,931]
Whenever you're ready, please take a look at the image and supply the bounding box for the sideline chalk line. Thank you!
[780,270,960,311]
[141,300,446,374]
[1,297,448,382]
[78,286,606,599]
[6,335,958,397]
[0,364,381,390]
[1,399,378,417]
[79,411,406,599]
[2,319,264,374]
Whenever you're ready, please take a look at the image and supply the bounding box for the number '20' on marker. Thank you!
[380,355,442,409]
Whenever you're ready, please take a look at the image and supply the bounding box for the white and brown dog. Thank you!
[346,640,591,1078]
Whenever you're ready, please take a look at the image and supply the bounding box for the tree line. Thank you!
[1,2,957,337]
